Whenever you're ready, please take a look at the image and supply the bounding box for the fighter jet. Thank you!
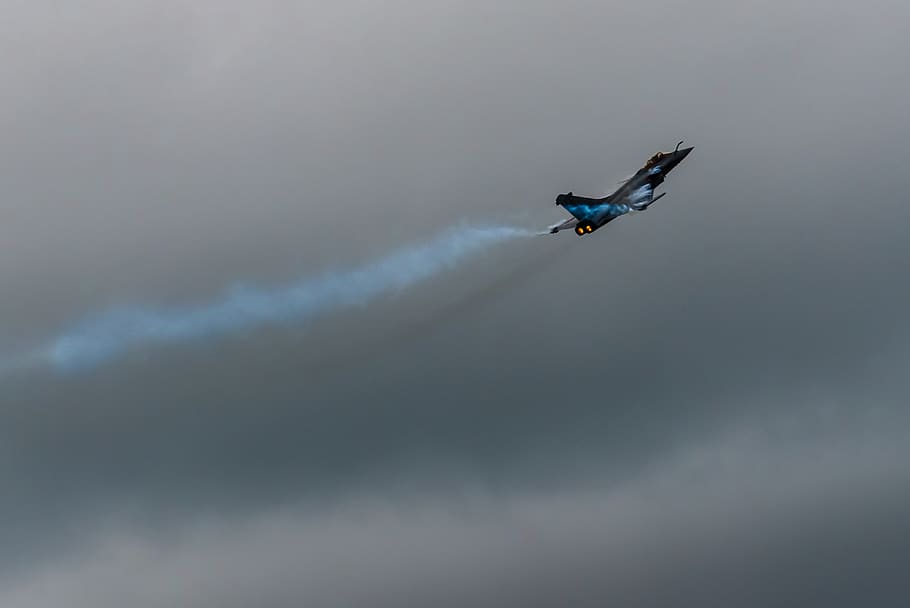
[546,141,693,236]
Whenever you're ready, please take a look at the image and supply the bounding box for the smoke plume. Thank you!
[31,224,532,373]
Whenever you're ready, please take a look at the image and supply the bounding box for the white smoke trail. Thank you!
[34,224,532,373]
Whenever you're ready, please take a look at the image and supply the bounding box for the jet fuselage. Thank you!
[552,143,693,236]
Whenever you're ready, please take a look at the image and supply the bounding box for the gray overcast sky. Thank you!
[1,1,909,606]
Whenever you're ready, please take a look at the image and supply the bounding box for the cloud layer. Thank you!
[1,0,908,606]
[4,404,908,608]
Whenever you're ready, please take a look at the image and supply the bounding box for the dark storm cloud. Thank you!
[1,0,909,605]
[3,411,909,608]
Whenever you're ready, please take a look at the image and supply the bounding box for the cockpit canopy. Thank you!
[645,151,665,168]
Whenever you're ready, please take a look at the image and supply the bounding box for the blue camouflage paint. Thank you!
[564,202,632,220]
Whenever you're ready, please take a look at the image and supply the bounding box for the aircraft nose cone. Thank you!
[661,146,693,173]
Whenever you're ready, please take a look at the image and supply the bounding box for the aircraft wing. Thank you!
[543,216,579,234]
[562,197,628,224]
[545,194,624,234]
